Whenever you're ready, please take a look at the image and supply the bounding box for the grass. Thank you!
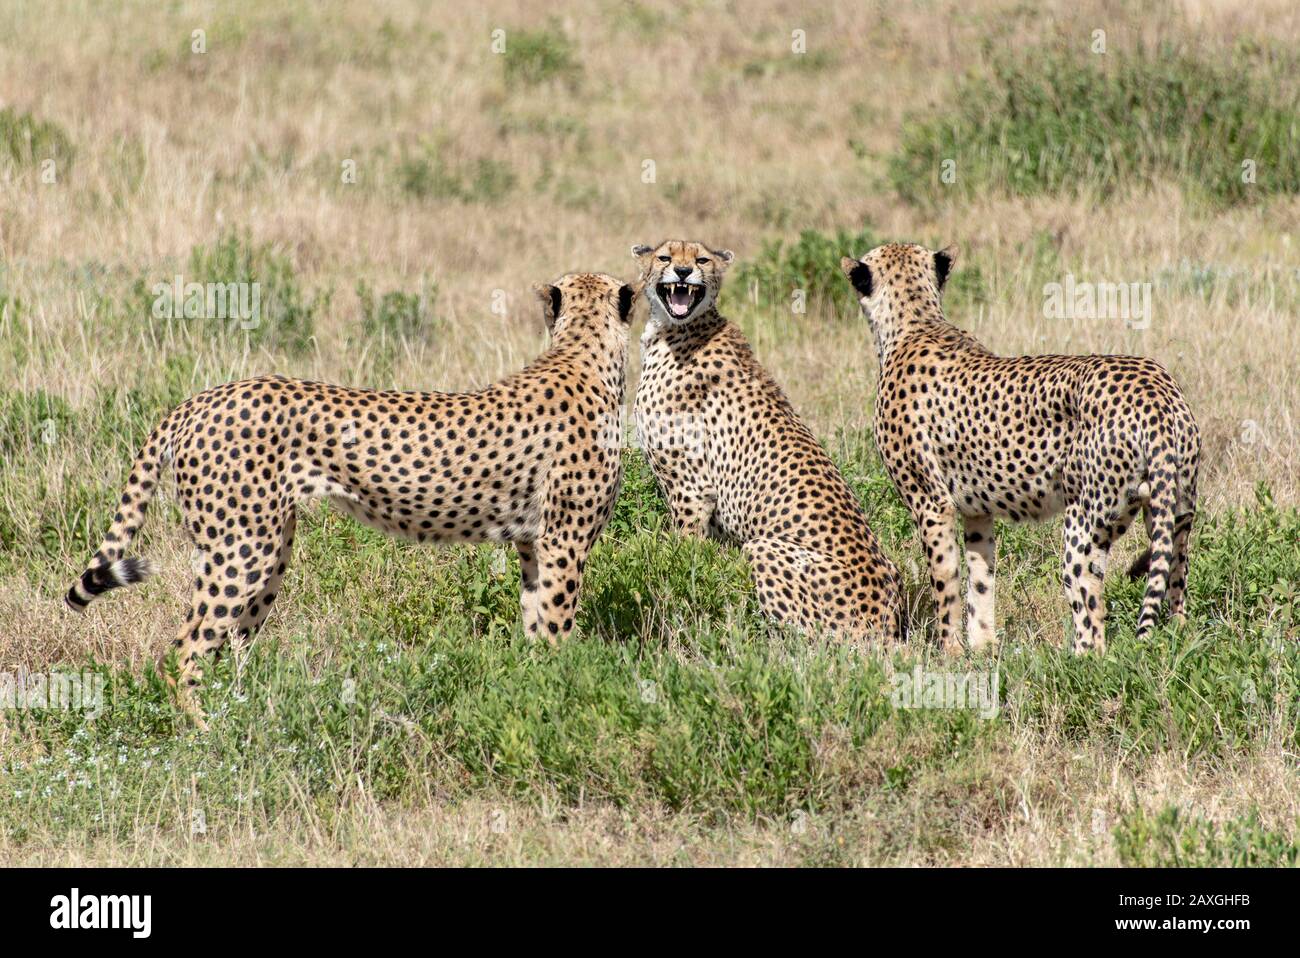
[126,233,330,355]
[501,24,583,90]
[2,0,1299,865]
[891,46,1300,205]
[731,227,881,315]
[1115,806,1299,867]
[0,107,75,173]
[397,144,518,204]
[1,449,1297,863]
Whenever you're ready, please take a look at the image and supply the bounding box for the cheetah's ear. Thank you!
[631,244,660,292]
[841,256,873,299]
[617,284,635,323]
[534,284,562,332]
[934,245,957,292]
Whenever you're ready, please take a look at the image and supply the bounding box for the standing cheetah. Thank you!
[66,272,635,726]
[633,240,903,641]
[840,243,1200,654]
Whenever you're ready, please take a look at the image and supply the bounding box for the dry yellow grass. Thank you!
[5,737,1294,866]
[1,0,1296,510]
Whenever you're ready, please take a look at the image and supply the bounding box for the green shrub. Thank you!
[503,26,582,89]
[741,51,836,79]
[466,157,517,202]
[1004,491,1300,757]
[943,261,990,315]
[1108,485,1299,636]
[731,227,880,315]
[604,449,670,540]
[3,443,1299,834]
[397,149,463,201]
[398,148,516,203]
[0,358,202,565]
[356,278,438,341]
[133,233,329,354]
[891,47,1300,205]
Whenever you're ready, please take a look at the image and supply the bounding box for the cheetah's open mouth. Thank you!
[656,282,705,318]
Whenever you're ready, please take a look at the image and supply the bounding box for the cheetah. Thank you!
[66,272,635,726]
[840,242,1200,654]
[632,239,903,641]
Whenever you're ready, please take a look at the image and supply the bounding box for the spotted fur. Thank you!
[841,243,1200,654]
[67,272,634,726]
[633,239,903,642]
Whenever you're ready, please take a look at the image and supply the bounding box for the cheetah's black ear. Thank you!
[617,284,635,323]
[934,245,957,292]
[534,284,562,332]
[713,248,735,269]
[840,256,873,299]
[631,244,656,258]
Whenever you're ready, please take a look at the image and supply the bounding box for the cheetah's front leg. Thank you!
[519,535,588,645]
[644,449,717,539]
[742,537,822,633]
[516,541,542,636]
[665,486,717,539]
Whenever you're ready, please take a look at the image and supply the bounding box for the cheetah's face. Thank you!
[632,240,734,325]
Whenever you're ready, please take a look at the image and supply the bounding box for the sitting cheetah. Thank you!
[840,243,1200,654]
[67,272,634,726]
[632,239,903,641]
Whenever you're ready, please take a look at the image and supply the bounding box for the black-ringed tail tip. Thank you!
[64,558,156,612]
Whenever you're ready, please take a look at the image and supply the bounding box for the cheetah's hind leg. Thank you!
[1124,505,1191,627]
[165,512,295,730]
[962,516,997,652]
[1166,512,1194,625]
[1061,503,1114,654]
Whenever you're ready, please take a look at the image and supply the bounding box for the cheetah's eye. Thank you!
[696,257,710,265]
[657,255,671,263]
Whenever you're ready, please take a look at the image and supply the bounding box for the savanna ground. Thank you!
[0,0,1297,866]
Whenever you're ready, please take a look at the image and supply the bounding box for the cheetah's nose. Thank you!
[673,266,693,280]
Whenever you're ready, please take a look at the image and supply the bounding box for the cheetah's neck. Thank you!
[641,306,725,347]
[872,292,984,368]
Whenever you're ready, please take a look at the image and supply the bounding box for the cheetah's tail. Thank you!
[64,416,174,612]
[1134,454,1178,641]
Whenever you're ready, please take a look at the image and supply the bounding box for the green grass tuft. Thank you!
[1115,806,1299,866]
[0,107,75,173]
[398,147,517,204]
[502,25,582,90]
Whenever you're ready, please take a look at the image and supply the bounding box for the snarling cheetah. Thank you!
[67,272,634,726]
[632,239,903,641]
[841,243,1200,654]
